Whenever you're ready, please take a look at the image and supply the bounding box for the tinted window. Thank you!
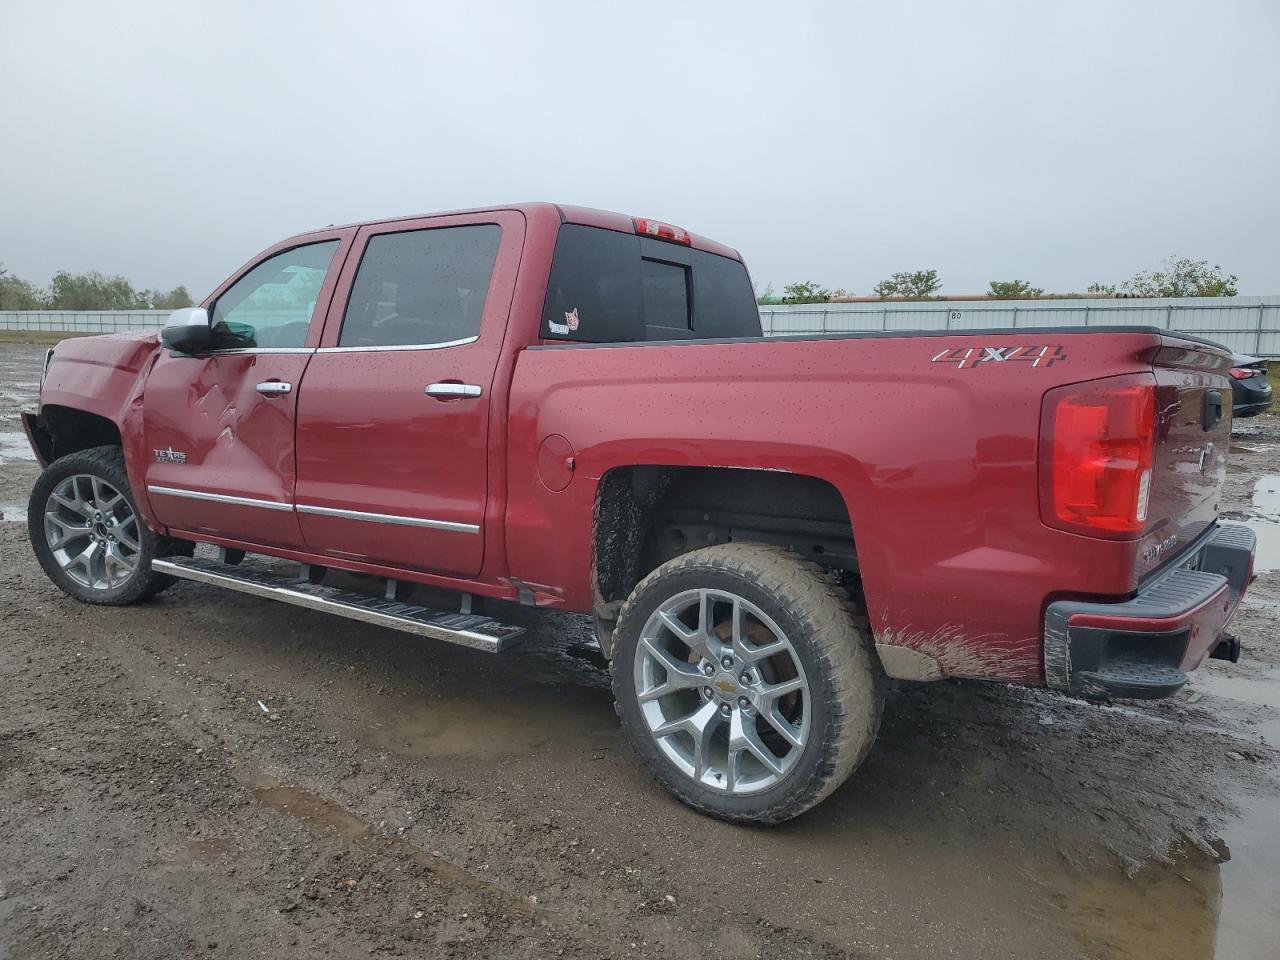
[641,258,691,332]
[210,241,338,349]
[540,225,760,342]
[691,250,762,339]
[339,225,501,347]
[542,226,642,342]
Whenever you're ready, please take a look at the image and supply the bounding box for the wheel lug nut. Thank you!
[702,687,713,699]
[721,656,733,669]
[740,672,751,683]
[720,704,731,716]
[738,696,749,709]
[703,664,715,677]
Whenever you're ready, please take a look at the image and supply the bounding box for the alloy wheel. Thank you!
[43,474,141,591]
[633,588,810,794]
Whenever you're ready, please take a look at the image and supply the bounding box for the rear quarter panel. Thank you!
[506,331,1180,684]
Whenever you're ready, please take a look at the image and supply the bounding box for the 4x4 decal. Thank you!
[931,345,1067,369]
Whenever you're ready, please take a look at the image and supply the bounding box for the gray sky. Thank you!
[2,0,1278,299]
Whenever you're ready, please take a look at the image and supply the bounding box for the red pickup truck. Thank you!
[22,203,1256,823]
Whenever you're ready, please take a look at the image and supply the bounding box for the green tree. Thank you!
[781,280,833,304]
[987,280,1044,299]
[1087,282,1117,295]
[1122,257,1238,297]
[147,285,194,309]
[45,270,150,310]
[0,263,46,309]
[874,269,940,299]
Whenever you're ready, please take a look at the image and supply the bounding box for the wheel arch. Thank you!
[590,464,861,655]
[39,404,124,460]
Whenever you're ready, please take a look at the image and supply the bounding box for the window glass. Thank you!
[210,241,338,349]
[339,225,501,347]
[690,250,761,338]
[541,226,642,342]
[641,258,691,332]
[540,224,761,342]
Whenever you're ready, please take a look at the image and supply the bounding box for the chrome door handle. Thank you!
[256,381,292,396]
[426,383,482,398]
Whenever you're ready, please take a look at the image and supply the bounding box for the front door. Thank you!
[293,212,523,577]
[142,233,351,548]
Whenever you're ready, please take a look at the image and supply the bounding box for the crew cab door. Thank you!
[292,212,523,577]
[142,231,352,548]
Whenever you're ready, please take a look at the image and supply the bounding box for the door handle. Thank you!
[256,381,293,396]
[426,383,482,399]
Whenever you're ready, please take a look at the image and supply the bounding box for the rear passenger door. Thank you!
[292,212,523,578]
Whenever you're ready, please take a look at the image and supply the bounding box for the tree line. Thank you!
[758,256,1240,305]
[0,263,193,311]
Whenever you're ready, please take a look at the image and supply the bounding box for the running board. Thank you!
[151,556,525,653]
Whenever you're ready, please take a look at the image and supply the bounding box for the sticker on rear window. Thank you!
[548,307,580,336]
[931,345,1067,369]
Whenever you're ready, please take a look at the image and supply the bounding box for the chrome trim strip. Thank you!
[147,485,294,512]
[316,336,478,354]
[198,348,315,356]
[295,502,480,534]
[150,559,521,652]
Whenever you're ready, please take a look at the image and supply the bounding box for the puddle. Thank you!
[1190,663,1280,745]
[0,431,34,463]
[1241,519,1280,573]
[1252,473,1280,519]
[356,685,616,761]
[0,502,25,522]
[1216,792,1280,960]
[1044,843,1222,960]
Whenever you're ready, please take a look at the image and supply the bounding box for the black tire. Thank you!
[612,543,883,824]
[28,445,191,605]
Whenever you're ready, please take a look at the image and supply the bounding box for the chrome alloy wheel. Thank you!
[633,588,810,794]
[43,474,141,591]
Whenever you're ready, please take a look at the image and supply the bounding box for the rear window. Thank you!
[540,225,760,342]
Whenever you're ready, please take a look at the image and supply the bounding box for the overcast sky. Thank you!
[2,0,1278,299]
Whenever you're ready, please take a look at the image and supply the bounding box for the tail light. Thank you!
[633,217,691,245]
[1229,367,1257,380]
[1040,374,1156,538]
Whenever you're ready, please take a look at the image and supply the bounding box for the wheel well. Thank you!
[591,466,858,645]
[40,406,123,461]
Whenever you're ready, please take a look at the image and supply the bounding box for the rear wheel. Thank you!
[28,446,190,605]
[612,544,882,824]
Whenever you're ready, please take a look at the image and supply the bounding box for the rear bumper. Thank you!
[1043,523,1255,699]
[1231,379,1272,417]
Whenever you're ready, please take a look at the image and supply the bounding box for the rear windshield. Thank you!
[540,225,760,342]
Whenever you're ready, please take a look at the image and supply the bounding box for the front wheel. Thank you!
[612,544,883,824]
[28,445,190,605]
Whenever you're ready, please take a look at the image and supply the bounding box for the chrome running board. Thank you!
[151,556,524,653]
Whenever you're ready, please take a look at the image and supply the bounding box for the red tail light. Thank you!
[1040,374,1156,538]
[633,217,691,245]
[1229,367,1256,380]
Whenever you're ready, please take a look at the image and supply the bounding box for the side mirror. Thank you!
[160,307,212,354]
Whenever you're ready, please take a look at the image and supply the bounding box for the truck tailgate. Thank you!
[1138,337,1234,579]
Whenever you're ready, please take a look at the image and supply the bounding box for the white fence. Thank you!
[759,296,1280,357]
[0,310,171,335]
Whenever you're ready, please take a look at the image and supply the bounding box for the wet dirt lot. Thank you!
[1,339,1278,959]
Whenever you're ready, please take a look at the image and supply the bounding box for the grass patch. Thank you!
[0,330,103,346]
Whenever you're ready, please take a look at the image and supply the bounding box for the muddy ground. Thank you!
[1,340,1277,959]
